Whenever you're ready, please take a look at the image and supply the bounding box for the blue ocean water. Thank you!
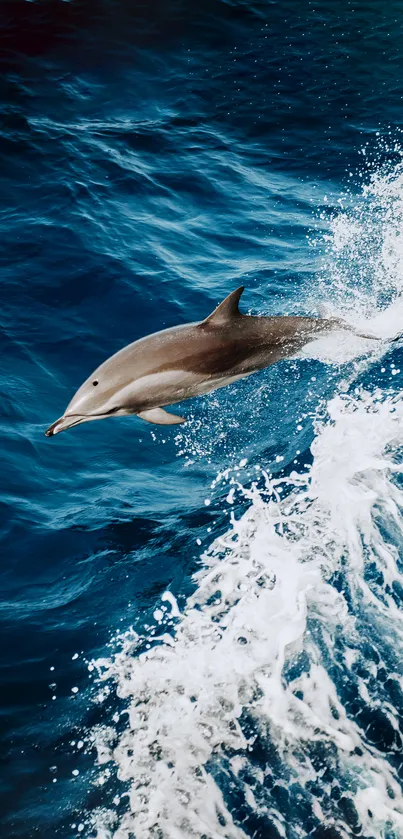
[2,2,403,837]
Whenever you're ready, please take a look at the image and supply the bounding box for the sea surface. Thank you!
[2,2,403,838]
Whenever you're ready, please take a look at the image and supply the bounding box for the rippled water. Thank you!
[2,3,403,838]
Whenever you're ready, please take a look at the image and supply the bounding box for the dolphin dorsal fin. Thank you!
[202,286,244,325]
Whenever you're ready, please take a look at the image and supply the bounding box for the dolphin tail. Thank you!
[326,316,380,341]
[335,318,403,343]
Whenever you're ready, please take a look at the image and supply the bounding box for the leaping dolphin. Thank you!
[45,286,380,437]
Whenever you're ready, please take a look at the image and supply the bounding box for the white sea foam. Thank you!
[85,160,403,838]
[89,389,403,838]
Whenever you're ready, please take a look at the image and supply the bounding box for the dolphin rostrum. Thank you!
[45,286,380,437]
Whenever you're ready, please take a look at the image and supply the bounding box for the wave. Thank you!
[83,159,403,838]
[89,389,403,839]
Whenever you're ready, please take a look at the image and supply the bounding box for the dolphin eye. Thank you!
[93,380,99,386]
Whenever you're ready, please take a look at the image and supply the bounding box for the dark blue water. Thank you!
[2,2,403,838]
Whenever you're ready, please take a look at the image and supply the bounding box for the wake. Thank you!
[90,389,403,839]
[85,156,403,839]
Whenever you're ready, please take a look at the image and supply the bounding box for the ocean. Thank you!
[2,2,403,838]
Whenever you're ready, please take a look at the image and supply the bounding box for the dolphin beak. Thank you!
[45,415,87,437]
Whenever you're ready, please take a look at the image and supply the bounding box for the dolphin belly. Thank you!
[128,368,249,412]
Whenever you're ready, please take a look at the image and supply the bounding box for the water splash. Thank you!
[315,152,403,321]
[175,156,403,469]
[86,388,403,839]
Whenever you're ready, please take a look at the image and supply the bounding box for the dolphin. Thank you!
[45,286,382,437]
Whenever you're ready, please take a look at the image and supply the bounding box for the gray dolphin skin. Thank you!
[45,286,374,437]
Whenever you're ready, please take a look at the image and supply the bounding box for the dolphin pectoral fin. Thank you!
[137,407,186,425]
